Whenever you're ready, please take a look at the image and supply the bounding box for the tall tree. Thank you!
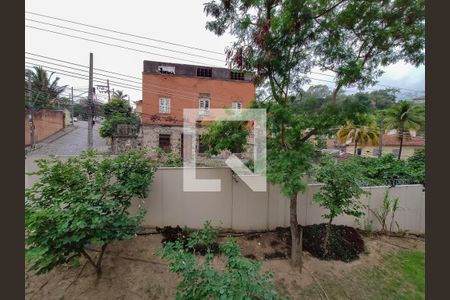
[383,100,424,159]
[204,0,346,269]
[337,121,380,155]
[25,66,67,109]
[313,0,425,102]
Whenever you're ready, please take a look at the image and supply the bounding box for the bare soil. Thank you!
[25,232,424,300]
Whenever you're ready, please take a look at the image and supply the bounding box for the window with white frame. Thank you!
[232,101,242,111]
[159,97,171,114]
[199,98,210,114]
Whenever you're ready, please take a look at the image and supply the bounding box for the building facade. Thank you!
[140,60,256,158]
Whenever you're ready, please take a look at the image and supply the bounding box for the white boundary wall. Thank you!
[25,158,425,234]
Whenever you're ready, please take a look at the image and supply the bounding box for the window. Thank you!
[159,97,171,114]
[158,66,175,74]
[199,98,210,115]
[159,134,171,153]
[197,68,212,77]
[230,71,245,80]
[232,101,242,111]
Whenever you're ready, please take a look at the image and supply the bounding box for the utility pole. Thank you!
[27,74,35,149]
[107,79,111,102]
[87,53,94,150]
[71,87,74,125]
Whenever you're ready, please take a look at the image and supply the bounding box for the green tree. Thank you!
[313,157,367,256]
[100,98,140,138]
[337,121,380,155]
[314,0,425,102]
[383,100,424,159]
[201,120,249,155]
[25,151,155,275]
[203,0,356,268]
[25,66,67,109]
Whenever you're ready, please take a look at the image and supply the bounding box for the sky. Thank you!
[25,0,425,105]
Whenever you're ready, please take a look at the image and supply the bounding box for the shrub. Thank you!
[313,156,367,255]
[25,151,156,275]
[187,221,220,255]
[157,222,220,255]
[342,152,425,186]
[158,234,286,299]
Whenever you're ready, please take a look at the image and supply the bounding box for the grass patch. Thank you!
[299,250,425,299]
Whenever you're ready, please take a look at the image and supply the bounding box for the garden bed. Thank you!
[25,231,424,300]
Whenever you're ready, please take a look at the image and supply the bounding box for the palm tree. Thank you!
[337,121,380,155]
[384,100,424,159]
[26,66,67,109]
[112,90,128,101]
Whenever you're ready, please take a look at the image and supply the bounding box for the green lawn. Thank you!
[299,250,425,300]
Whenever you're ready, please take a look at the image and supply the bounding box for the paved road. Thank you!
[27,121,109,157]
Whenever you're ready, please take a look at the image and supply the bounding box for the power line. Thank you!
[25,13,424,94]
[25,55,210,98]
[25,11,225,56]
[26,52,142,80]
[26,24,223,67]
[26,18,225,63]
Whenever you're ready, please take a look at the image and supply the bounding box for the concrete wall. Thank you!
[25,160,425,234]
[25,109,65,146]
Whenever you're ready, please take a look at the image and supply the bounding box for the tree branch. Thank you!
[313,0,348,20]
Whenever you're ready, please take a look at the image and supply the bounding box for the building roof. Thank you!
[327,134,425,148]
[142,60,254,82]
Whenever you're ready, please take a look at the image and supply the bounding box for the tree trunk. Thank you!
[323,217,334,257]
[398,131,404,160]
[290,193,302,271]
[332,83,343,103]
[95,244,108,275]
[354,141,358,156]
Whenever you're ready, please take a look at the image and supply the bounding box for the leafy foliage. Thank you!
[203,0,424,267]
[313,156,367,223]
[369,189,400,234]
[25,66,67,109]
[337,120,379,154]
[100,98,141,138]
[186,221,221,255]
[201,121,249,155]
[314,0,425,100]
[158,230,285,299]
[383,100,424,159]
[25,151,156,274]
[342,152,425,186]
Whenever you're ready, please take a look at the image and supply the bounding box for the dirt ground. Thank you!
[25,232,425,300]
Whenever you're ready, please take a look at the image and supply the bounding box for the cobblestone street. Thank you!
[27,121,109,157]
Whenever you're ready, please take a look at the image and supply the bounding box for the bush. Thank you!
[25,151,156,275]
[342,152,425,186]
[158,232,286,299]
[99,113,141,138]
[302,224,365,262]
[157,221,220,255]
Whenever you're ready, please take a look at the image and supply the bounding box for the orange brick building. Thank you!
[140,60,256,155]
